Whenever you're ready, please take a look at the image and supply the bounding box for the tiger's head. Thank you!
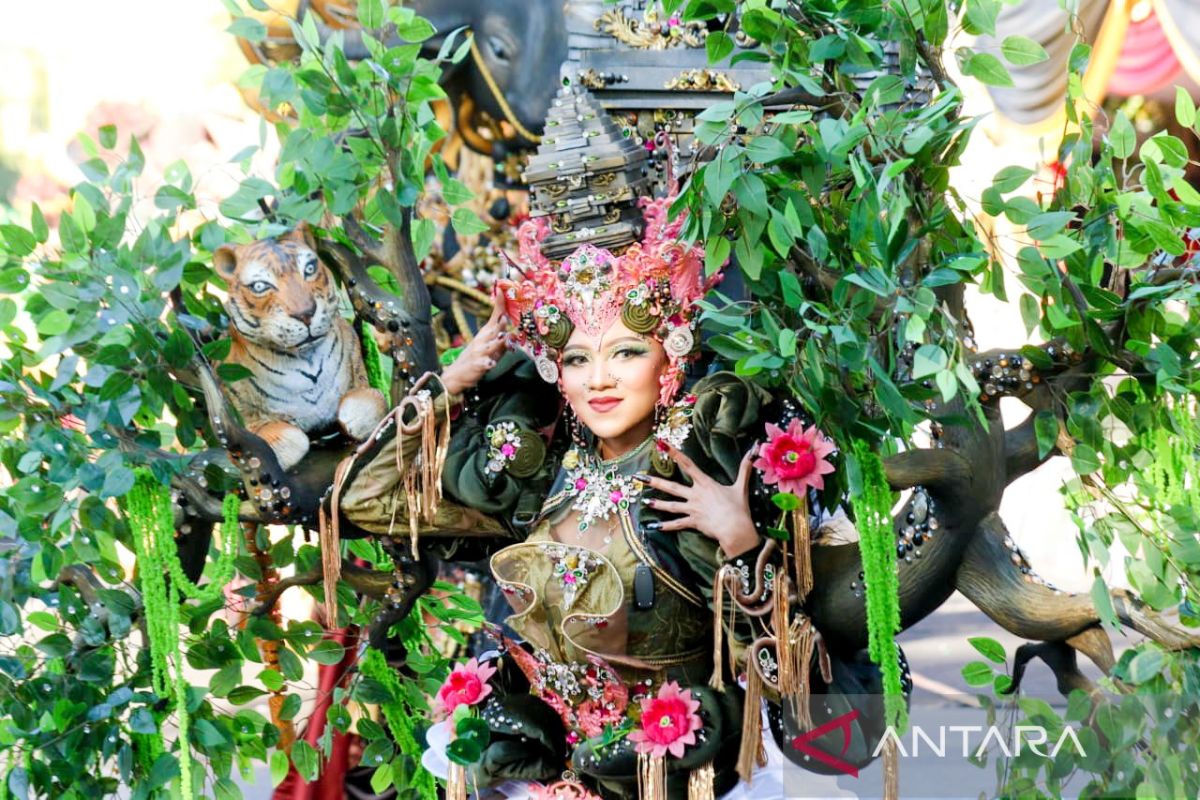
[214,224,340,351]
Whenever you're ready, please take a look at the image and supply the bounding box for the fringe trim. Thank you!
[688,761,716,800]
[736,662,766,784]
[446,762,468,800]
[638,752,667,800]
[791,502,813,601]
[883,734,900,800]
[788,614,817,730]
[709,566,732,691]
[395,375,452,557]
[323,372,451,616]
[771,570,796,701]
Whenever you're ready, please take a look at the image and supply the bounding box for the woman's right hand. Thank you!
[440,300,509,397]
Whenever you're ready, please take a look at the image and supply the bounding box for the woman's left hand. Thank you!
[636,443,761,559]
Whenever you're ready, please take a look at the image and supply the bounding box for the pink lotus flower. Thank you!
[628,681,703,758]
[433,658,496,718]
[753,419,836,495]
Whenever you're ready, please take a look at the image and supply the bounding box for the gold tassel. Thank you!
[709,566,730,691]
[772,571,798,701]
[395,375,452,557]
[323,451,357,622]
[792,499,813,602]
[883,734,900,800]
[736,662,766,784]
[317,503,340,624]
[789,614,816,730]
[638,752,667,800]
[446,762,467,800]
[688,762,715,800]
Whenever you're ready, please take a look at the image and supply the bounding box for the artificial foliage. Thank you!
[0,0,1198,798]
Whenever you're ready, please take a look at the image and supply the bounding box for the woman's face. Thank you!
[560,319,669,447]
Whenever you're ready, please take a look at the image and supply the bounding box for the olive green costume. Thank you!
[336,352,905,798]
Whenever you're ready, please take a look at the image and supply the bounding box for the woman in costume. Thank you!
[333,167,906,800]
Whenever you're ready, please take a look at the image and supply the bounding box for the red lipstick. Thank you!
[588,396,622,412]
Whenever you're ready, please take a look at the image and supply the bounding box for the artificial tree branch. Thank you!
[914,32,951,91]
[321,239,421,336]
[883,447,973,494]
[1003,413,1062,485]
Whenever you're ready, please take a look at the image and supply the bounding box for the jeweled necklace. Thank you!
[563,436,652,534]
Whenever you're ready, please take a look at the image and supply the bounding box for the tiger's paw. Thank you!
[254,421,310,471]
[338,387,387,441]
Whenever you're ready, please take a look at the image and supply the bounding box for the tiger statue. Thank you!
[213,223,388,470]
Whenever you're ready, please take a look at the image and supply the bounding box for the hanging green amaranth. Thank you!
[124,470,240,800]
[850,440,907,732]
[359,648,437,798]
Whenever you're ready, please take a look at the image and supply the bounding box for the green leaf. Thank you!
[771,492,801,512]
[308,640,346,666]
[1125,647,1165,684]
[291,740,320,782]
[1026,211,1075,241]
[1110,111,1135,159]
[1090,575,1118,630]
[705,30,734,64]
[440,177,474,206]
[961,660,993,686]
[745,136,791,164]
[704,235,730,276]
[961,52,1013,88]
[270,749,290,786]
[704,150,740,206]
[1176,86,1196,128]
[911,344,947,379]
[450,208,490,237]
[164,329,196,368]
[447,738,482,766]
[963,0,1001,36]
[992,165,1034,194]
[30,204,48,243]
[214,777,243,800]
[357,0,384,29]
[1019,293,1040,336]
[1,225,37,257]
[968,636,1007,664]
[98,124,117,149]
[259,668,284,692]
[884,158,914,178]
[100,467,136,499]
[1038,234,1082,260]
[396,15,436,42]
[935,369,957,403]
[227,16,268,42]
[1070,443,1100,474]
[1000,35,1048,66]
[228,685,267,705]
[36,310,71,337]
[411,217,436,263]
[779,328,797,358]
[1034,410,1058,459]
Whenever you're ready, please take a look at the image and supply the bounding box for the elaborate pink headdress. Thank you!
[495,88,724,406]
[496,196,722,406]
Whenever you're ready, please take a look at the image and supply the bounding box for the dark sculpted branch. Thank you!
[882,448,973,494]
